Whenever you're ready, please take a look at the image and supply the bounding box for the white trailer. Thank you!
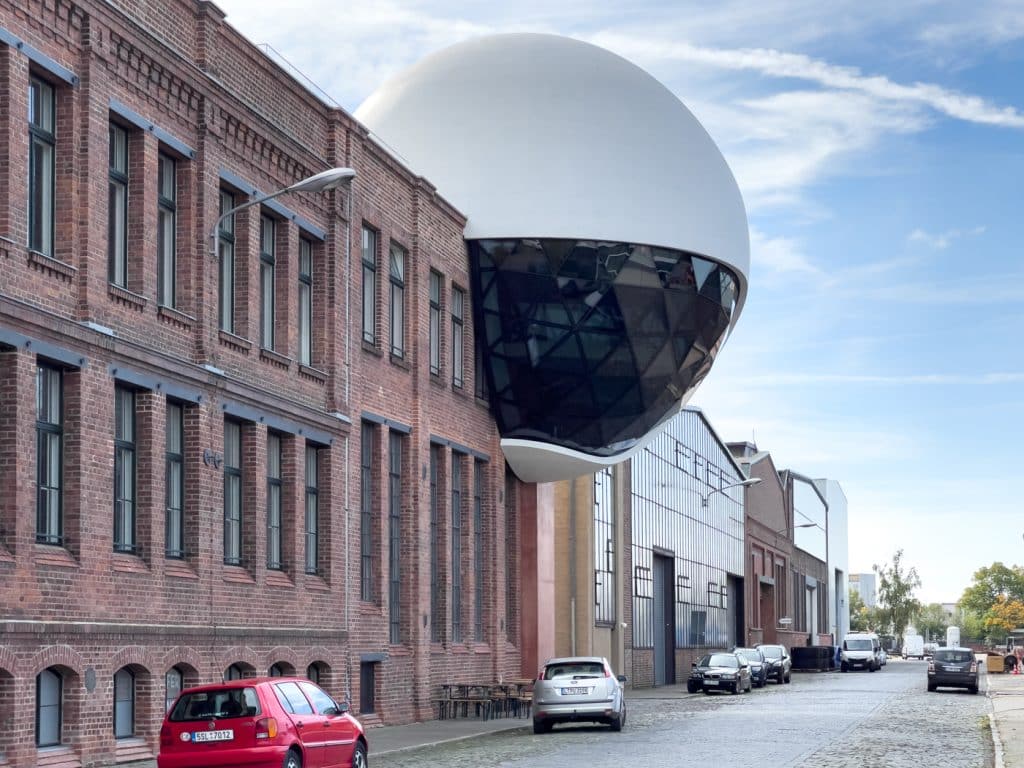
[903,634,925,659]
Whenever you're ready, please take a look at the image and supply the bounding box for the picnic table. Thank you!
[433,679,534,720]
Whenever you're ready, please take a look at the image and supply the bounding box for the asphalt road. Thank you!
[375,659,993,768]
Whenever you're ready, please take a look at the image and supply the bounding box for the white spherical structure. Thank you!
[357,33,750,483]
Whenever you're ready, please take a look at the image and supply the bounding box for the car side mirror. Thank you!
[323,705,340,716]
[335,701,350,714]
[691,662,697,668]
[617,674,627,683]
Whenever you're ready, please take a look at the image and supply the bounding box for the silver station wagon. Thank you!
[532,656,627,734]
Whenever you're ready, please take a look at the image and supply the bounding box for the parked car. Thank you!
[532,656,627,734]
[158,676,368,768]
[734,647,769,687]
[903,633,925,659]
[928,647,979,694]
[755,644,792,684]
[692,651,753,695]
[879,649,888,666]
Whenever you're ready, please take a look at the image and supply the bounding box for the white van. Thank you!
[841,632,883,672]
[903,633,925,660]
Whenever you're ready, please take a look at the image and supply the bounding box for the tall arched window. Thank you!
[268,664,285,677]
[165,667,183,713]
[225,664,245,681]
[114,668,135,738]
[36,668,62,747]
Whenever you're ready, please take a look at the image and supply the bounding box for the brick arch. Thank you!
[265,647,299,675]
[159,646,206,683]
[29,644,83,676]
[0,645,17,676]
[109,645,155,676]
[302,646,334,671]
[218,647,260,679]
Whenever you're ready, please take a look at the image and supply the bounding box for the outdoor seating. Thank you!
[435,679,534,720]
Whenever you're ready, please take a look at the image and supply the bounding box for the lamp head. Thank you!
[289,167,356,193]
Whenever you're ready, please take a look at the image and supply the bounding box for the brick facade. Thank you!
[0,1,524,765]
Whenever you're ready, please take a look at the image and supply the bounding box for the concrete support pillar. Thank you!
[519,482,555,677]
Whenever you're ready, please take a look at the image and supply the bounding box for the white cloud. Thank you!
[907,226,987,249]
[749,228,821,276]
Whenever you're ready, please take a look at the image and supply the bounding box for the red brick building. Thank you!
[0,1,526,765]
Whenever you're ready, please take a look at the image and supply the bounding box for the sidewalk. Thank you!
[987,666,1024,768]
[370,712,530,756]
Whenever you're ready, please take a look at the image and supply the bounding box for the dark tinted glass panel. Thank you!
[468,238,738,460]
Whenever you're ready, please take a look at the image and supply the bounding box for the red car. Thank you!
[158,676,368,768]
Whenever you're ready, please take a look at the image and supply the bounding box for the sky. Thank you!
[211,0,1024,605]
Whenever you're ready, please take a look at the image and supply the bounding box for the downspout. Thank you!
[343,180,354,700]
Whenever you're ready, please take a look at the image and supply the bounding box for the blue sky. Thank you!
[213,0,1024,605]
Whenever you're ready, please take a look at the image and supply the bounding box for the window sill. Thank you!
[108,283,148,311]
[165,560,198,580]
[0,544,13,565]
[219,330,253,354]
[266,570,295,589]
[387,644,412,657]
[304,573,330,591]
[298,364,328,383]
[222,565,255,584]
[33,544,78,569]
[361,340,382,357]
[112,552,149,573]
[389,353,411,371]
[157,305,196,331]
[28,249,77,282]
[358,602,382,615]
[259,347,292,371]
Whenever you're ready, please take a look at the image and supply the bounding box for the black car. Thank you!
[691,651,753,695]
[755,643,792,684]
[734,647,769,687]
[927,647,979,694]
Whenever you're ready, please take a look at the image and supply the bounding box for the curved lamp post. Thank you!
[209,167,356,259]
[700,477,762,507]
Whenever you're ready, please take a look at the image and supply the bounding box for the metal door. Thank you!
[653,554,675,685]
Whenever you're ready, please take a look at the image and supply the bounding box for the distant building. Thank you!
[816,479,849,643]
[850,573,878,608]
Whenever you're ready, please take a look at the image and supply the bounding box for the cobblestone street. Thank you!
[375,660,993,768]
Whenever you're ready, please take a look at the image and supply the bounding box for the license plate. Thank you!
[561,686,591,696]
[192,729,233,743]
[704,680,719,686]
[944,665,961,672]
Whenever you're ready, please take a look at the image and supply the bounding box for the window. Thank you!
[452,287,465,388]
[361,226,377,345]
[113,668,135,738]
[429,271,442,376]
[29,76,56,257]
[266,432,282,570]
[504,474,517,643]
[113,386,137,553]
[305,663,321,685]
[223,420,242,565]
[157,153,177,307]
[35,668,61,747]
[389,243,405,358]
[218,190,236,333]
[260,215,276,350]
[165,401,185,558]
[268,664,285,678]
[36,364,63,545]
[594,467,616,625]
[451,454,463,643]
[108,123,129,286]
[298,238,313,365]
[473,460,484,642]
[388,432,403,643]
[305,444,320,575]
[224,664,244,681]
[429,445,442,642]
[359,422,374,602]
[165,667,183,714]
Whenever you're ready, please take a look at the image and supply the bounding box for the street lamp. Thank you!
[209,167,356,259]
[701,477,761,507]
[773,522,818,536]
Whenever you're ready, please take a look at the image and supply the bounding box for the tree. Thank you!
[914,603,950,643]
[849,588,870,631]
[959,563,1024,616]
[874,549,921,650]
[984,596,1024,634]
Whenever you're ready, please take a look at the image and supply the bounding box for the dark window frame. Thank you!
[304,443,320,575]
[28,75,56,258]
[298,237,314,366]
[473,460,484,642]
[108,121,130,287]
[429,444,442,642]
[388,431,403,644]
[113,385,137,554]
[223,419,242,566]
[594,466,616,625]
[451,286,465,388]
[389,242,406,358]
[451,454,463,642]
[157,152,177,308]
[113,667,135,739]
[35,364,63,545]
[429,270,442,376]
[361,226,378,345]
[359,422,374,602]
[165,400,185,558]
[259,213,276,350]
[218,189,236,333]
[266,431,283,570]
[35,667,62,747]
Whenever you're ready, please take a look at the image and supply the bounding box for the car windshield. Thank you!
[759,647,782,659]
[706,654,738,668]
[170,687,260,721]
[845,639,873,650]
[934,650,973,663]
[544,662,605,679]
[737,650,761,662]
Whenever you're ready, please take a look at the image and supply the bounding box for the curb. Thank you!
[991,711,1006,768]
[374,723,530,757]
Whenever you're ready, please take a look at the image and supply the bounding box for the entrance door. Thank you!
[760,582,777,644]
[729,576,744,648]
[652,554,676,685]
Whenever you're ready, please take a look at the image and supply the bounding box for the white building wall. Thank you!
[816,478,849,642]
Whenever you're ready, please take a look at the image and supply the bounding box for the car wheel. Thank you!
[927,682,937,692]
[687,679,699,694]
[533,719,552,734]
[841,662,848,672]
[351,742,368,768]
[784,673,791,684]
[610,713,623,732]
[970,686,979,695]
[283,749,302,768]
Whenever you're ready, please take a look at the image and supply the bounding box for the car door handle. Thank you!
[296,721,304,728]
[323,722,331,728]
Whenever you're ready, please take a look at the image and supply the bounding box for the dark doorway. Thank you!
[729,575,744,647]
[359,662,376,714]
[759,581,777,645]
[652,553,676,685]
